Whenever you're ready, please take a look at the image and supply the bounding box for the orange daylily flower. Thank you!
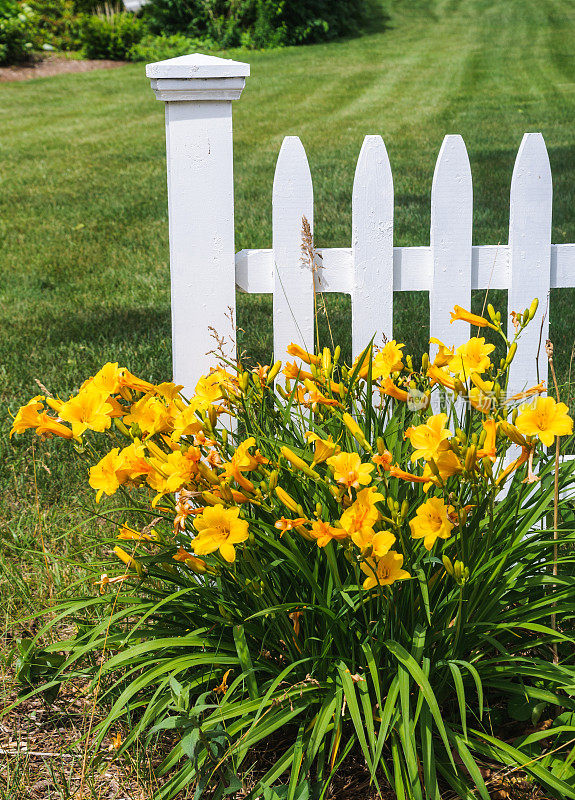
[286,343,320,365]
[450,305,494,329]
[379,379,409,402]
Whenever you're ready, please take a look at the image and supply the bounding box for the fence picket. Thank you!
[507,133,552,397]
[430,135,473,359]
[351,135,394,359]
[272,136,315,365]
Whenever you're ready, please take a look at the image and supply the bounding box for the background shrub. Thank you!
[28,0,81,50]
[128,31,206,62]
[0,0,36,64]
[142,0,381,49]
[80,6,144,59]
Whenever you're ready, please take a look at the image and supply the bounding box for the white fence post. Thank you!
[272,136,315,364]
[507,133,552,397]
[352,135,394,359]
[430,135,473,355]
[147,53,250,395]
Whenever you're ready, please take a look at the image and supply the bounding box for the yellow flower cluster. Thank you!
[10,302,573,593]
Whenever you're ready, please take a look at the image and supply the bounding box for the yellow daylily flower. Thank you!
[123,395,174,436]
[89,448,124,502]
[449,337,495,377]
[421,446,462,485]
[361,551,410,590]
[59,387,115,437]
[429,337,455,368]
[326,452,374,489]
[409,497,454,551]
[371,341,405,380]
[305,431,340,464]
[515,397,573,447]
[192,505,249,563]
[405,413,452,463]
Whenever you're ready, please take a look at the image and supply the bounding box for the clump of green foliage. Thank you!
[128,31,208,62]
[28,0,82,51]
[80,5,144,59]
[0,0,35,64]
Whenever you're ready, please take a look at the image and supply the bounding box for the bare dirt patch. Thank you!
[0,56,126,83]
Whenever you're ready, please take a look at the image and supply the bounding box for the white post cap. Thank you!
[147,53,250,102]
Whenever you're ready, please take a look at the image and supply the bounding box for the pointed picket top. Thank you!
[508,133,553,397]
[430,135,473,357]
[272,136,315,366]
[352,135,394,359]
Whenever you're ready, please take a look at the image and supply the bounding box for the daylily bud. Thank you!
[454,379,466,396]
[406,355,414,372]
[198,461,220,485]
[465,445,477,472]
[500,420,525,446]
[239,372,249,392]
[113,546,143,578]
[315,501,323,516]
[482,457,493,476]
[442,555,454,576]
[528,298,539,321]
[458,507,468,527]
[322,348,332,376]
[220,483,234,502]
[208,405,218,428]
[280,446,320,479]
[456,428,467,446]
[266,361,282,384]
[202,491,225,506]
[333,345,341,365]
[421,353,429,372]
[487,303,497,323]
[427,458,441,478]
[221,429,228,446]
[505,342,517,366]
[387,496,395,513]
[268,469,278,492]
[114,418,130,436]
[277,385,289,400]
[275,486,300,513]
[512,408,518,425]
[376,437,386,455]
[342,412,372,452]
[454,560,470,586]
[401,499,409,521]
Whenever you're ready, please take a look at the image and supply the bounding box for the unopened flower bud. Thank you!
[528,298,539,321]
[333,345,341,365]
[465,445,477,472]
[442,554,454,576]
[342,412,372,452]
[505,342,517,366]
[266,361,282,384]
[268,470,278,492]
[239,372,249,392]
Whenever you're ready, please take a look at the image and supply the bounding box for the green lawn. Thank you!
[2,0,575,613]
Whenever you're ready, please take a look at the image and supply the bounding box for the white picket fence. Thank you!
[147,53,575,401]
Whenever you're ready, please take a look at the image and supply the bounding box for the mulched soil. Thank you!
[0,56,126,83]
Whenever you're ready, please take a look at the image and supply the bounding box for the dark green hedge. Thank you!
[143,0,379,49]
